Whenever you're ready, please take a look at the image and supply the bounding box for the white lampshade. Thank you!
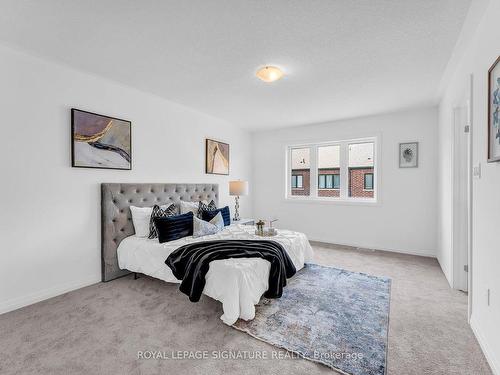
[229,180,248,196]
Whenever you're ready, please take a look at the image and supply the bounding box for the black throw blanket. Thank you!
[165,240,296,302]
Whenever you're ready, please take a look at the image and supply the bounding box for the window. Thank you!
[348,142,374,198]
[318,174,340,189]
[291,175,303,188]
[333,174,340,189]
[364,173,374,190]
[290,148,310,196]
[318,175,327,189]
[317,145,340,197]
[287,138,376,201]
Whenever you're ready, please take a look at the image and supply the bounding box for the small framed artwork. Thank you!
[399,142,418,168]
[71,108,131,170]
[206,139,229,175]
[488,56,500,162]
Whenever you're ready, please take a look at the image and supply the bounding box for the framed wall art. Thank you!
[71,108,131,170]
[488,56,500,162]
[205,139,229,175]
[399,142,418,168]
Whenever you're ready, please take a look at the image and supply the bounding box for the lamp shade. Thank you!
[229,180,248,196]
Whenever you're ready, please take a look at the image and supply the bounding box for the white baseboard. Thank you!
[308,238,436,258]
[470,315,499,375]
[0,274,100,315]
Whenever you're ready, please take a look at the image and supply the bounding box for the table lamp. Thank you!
[229,180,248,221]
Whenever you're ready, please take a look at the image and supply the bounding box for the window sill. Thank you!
[284,197,379,206]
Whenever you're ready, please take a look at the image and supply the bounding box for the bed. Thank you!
[101,183,314,325]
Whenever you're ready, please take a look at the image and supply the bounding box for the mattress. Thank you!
[117,224,314,325]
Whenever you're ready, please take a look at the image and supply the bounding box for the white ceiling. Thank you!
[0,0,471,130]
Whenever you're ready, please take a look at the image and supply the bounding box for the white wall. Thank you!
[252,107,438,256]
[0,45,252,313]
[438,0,500,372]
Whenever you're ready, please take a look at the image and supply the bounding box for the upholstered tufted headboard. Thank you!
[101,183,219,282]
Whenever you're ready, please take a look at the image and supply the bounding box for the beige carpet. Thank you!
[0,244,492,375]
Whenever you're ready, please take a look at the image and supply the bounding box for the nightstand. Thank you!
[232,218,255,225]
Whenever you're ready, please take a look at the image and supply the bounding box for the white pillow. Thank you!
[130,205,167,237]
[180,200,207,216]
[192,212,224,238]
[210,211,225,231]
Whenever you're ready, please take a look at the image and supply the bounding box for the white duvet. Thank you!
[117,224,314,325]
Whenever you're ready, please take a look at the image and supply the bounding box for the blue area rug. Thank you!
[233,264,391,375]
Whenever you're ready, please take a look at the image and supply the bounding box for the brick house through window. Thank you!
[317,168,340,197]
[289,140,375,200]
[348,143,374,198]
[291,169,310,195]
[348,168,374,198]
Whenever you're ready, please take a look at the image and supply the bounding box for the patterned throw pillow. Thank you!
[209,211,225,231]
[180,201,206,216]
[197,200,217,218]
[148,204,177,239]
[192,212,224,238]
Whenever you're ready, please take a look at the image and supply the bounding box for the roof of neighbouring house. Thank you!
[291,143,374,169]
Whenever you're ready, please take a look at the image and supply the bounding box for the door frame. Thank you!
[451,74,473,322]
[466,74,473,322]
[452,105,469,291]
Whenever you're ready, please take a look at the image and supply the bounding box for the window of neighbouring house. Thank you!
[318,174,340,189]
[364,173,374,190]
[287,138,376,201]
[318,175,328,188]
[291,175,303,188]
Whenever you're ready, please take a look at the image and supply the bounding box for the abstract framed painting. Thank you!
[488,56,500,163]
[399,142,418,168]
[71,108,131,170]
[205,139,229,175]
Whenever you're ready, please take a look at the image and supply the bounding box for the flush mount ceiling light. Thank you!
[256,66,284,82]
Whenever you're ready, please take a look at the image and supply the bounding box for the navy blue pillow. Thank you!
[154,211,194,243]
[201,206,231,226]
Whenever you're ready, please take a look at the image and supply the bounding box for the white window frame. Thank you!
[286,137,378,204]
